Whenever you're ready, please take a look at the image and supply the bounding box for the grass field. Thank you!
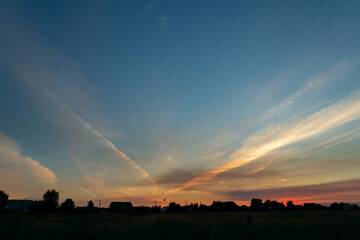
[1,211,360,240]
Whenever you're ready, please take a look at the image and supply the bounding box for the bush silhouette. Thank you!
[287,201,294,208]
[29,189,59,213]
[167,202,182,212]
[87,200,94,208]
[60,198,75,213]
[0,190,9,211]
[250,198,263,210]
[269,200,285,210]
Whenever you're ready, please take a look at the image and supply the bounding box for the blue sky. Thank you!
[1,0,360,205]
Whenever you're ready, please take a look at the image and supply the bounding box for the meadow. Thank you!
[1,211,359,240]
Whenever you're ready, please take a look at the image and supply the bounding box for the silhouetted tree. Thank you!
[0,190,9,211]
[287,201,294,208]
[167,202,182,212]
[60,198,75,213]
[199,204,209,212]
[190,203,199,212]
[43,189,59,212]
[263,199,271,210]
[330,202,341,210]
[250,198,263,210]
[269,200,285,210]
[87,200,94,208]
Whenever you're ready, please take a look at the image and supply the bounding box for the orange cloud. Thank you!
[166,89,360,194]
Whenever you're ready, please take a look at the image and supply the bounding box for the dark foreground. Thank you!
[1,211,360,240]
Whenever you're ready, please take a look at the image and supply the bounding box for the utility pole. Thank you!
[99,199,101,208]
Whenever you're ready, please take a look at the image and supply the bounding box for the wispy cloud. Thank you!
[158,16,168,33]
[143,2,154,16]
[167,87,360,194]
[155,169,205,187]
[224,178,360,203]
[1,10,160,201]
[12,66,159,200]
[305,129,360,154]
[0,134,57,199]
[264,57,359,119]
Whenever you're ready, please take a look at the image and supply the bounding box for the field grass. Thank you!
[1,211,360,240]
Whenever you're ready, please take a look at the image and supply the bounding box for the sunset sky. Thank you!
[1,0,360,207]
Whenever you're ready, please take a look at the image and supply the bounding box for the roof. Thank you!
[109,202,133,208]
[303,203,316,206]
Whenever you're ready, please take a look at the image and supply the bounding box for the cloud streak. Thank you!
[224,178,360,203]
[304,128,360,154]
[264,57,359,119]
[143,2,154,16]
[12,67,159,200]
[0,10,159,200]
[158,16,168,33]
[167,88,360,194]
[29,74,155,183]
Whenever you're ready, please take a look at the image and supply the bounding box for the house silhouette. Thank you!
[109,202,133,212]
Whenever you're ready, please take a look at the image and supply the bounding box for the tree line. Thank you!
[0,189,94,213]
[0,189,359,213]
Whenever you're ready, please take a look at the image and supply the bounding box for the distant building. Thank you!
[292,205,303,210]
[211,201,239,212]
[303,203,316,210]
[199,204,210,212]
[182,205,193,212]
[109,202,133,212]
[75,206,99,213]
[5,200,33,212]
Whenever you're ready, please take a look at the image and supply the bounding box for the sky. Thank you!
[1,0,360,207]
